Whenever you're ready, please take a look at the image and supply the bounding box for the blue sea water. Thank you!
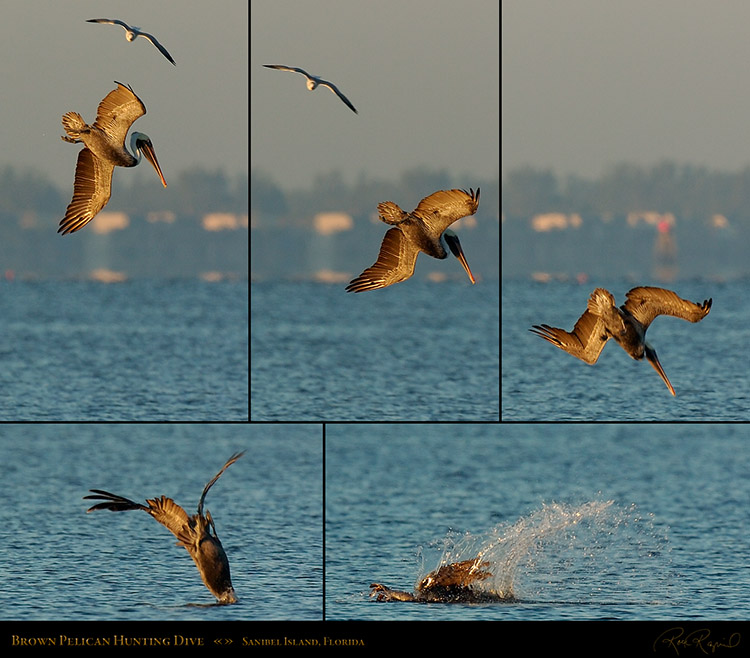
[0,424,322,621]
[325,423,750,621]
[251,281,499,421]
[0,280,248,420]
[502,278,747,420]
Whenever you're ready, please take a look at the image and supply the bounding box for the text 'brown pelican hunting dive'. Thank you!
[530,286,712,396]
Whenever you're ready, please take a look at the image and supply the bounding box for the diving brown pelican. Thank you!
[530,286,712,395]
[262,64,358,114]
[84,451,245,604]
[370,558,513,603]
[346,188,479,292]
[59,81,167,235]
[86,19,176,65]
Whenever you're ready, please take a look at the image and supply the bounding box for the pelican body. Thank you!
[530,286,712,395]
[370,558,513,603]
[347,187,479,292]
[84,451,245,604]
[87,19,176,65]
[59,81,167,235]
[263,64,357,114]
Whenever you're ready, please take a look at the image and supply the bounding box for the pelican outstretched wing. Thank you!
[346,227,420,292]
[145,495,192,543]
[530,309,609,365]
[58,148,115,235]
[197,451,246,518]
[84,489,146,512]
[93,82,146,145]
[412,188,480,235]
[622,287,712,330]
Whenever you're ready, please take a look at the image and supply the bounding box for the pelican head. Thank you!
[443,229,476,284]
[130,131,167,187]
[644,342,675,396]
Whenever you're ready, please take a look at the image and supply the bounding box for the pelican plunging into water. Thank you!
[530,286,712,395]
[347,188,479,292]
[59,81,167,235]
[262,64,358,114]
[370,558,513,603]
[84,451,245,604]
[86,18,176,65]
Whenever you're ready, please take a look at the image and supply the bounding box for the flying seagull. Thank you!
[530,286,712,395]
[87,18,176,65]
[347,188,479,292]
[84,451,245,604]
[59,81,167,235]
[263,64,357,114]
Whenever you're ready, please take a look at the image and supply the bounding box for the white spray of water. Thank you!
[415,500,673,603]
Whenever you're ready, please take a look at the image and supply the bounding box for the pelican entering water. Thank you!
[59,81,167,235]
[86,18,176,65]
[262,64,357,114]
[347,188,479,292]
[84,451,245,604]
[370,558,513,603]
[530,286,712,395]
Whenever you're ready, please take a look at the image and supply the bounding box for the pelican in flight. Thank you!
[530,286,712,395]
[59,81,167,235]
[347,188,479,292]
[262,64,357,114]
[86,18,176,65]
[84,451,245,604]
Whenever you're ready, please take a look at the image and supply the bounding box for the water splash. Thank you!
[415,500,674,604]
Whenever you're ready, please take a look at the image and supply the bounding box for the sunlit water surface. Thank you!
[251,281,499,421]
[0,280,248,420]
[502,278,747,420]
[325,424,750,621]
[0,424,322,621]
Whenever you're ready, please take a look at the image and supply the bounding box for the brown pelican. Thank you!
[346,188,479,292]
[262,64,357,114]
[370,558,513,603]
[530,286,712,395]
[86,19,176,65]
[84,451,245,604]
[59,81,167,235]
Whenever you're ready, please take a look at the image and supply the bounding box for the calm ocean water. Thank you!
[502,278,748,420]
[0,280,248,420]
[0,424,322,621]
[325,423,750,621]
[251,281,499,421]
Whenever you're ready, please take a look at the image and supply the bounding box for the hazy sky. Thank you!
[503,1,750,179]
[251,0,499,192]
[0,1,247,189]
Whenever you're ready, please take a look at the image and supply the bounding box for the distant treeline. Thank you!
[251,166,498,226]
[0,164,248,217]
[0,165,248,279]
[502,161,750,221]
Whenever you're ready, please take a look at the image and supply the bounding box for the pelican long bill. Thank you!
[645,344,676,396]
[138,137,167,187]
[444,231,476,284]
